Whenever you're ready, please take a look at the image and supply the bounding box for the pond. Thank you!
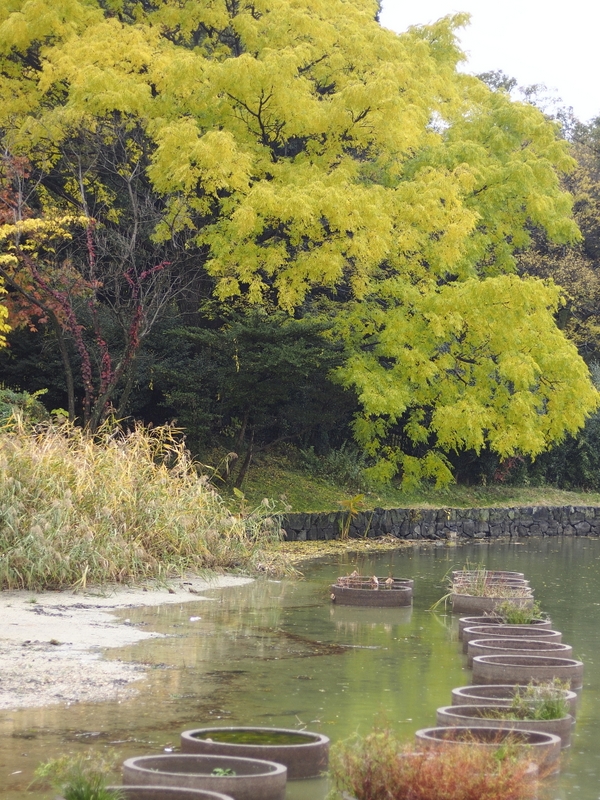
[2,536,600,799]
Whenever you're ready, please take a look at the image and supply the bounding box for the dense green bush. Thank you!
[0,387,50,426]
[297,442,369,491]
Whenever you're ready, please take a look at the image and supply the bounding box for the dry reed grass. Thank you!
[0,418,287,589]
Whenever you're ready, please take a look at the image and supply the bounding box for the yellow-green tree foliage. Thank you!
[0,0,597,483]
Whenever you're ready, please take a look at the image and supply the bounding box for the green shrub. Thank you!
[0,387,49,426]
[298,442,369,490]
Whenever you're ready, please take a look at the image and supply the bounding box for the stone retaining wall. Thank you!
[281,505,600,541]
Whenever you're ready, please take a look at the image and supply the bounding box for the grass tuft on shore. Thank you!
[0,419,287,590]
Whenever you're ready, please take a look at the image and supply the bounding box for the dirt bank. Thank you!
[0,575,252,711]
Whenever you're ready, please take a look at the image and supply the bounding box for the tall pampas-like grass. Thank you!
[0,418,286,589]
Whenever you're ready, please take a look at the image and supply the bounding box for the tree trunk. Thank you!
[48,316,76,421]
[234,426,255,489]
[115,355,137,420]
[236,409,249,450]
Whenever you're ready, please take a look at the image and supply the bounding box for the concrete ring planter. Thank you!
[472,655,584,690]
[122,755,287,800]
[451,685,579,717]
[462,626,562,653]
[436,705,573,748]
[330,576,412,607]
[335,575,414,589]
[467,638,573,667]
[451,593,533,615]
[458,616,551,639]
[415,726,561,770]
[107,788,234,800]
[180,727,329,779]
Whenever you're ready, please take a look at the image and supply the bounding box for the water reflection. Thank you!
[1,538,600,798]
[329,604,413,633]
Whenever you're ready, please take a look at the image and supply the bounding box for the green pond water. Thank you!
[2,537,600,799]
[192,730,319,744]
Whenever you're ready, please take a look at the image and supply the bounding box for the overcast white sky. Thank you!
[379,1,600,124]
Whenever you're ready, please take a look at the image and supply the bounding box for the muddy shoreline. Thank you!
[0,576,252,710]
[0,539,454,712]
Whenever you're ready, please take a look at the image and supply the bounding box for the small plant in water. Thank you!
[510,679,570,720]
[495,600,545,624]
[58,773,123,800]
[478,680,569,722]
[327,728,537,800]
[211,767,237,776]
[33,753,123,800]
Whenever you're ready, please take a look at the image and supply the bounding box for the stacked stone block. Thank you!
[281,505,600,541]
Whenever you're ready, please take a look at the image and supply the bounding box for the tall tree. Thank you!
[0,0,597,480]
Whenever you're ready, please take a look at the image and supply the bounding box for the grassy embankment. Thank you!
[0,421,287,591]
[237,449,600,512]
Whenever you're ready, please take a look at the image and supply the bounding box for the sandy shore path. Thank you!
[0,576,252,711]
